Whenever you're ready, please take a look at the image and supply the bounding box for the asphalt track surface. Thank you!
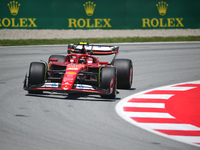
[0,42,200,150]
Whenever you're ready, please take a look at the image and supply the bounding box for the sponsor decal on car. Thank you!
[67,72,75,75]
[41,83,59,88]
[75,84,95,90]
[67,68,79,70]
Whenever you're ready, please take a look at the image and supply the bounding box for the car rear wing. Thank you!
[68,43,119,55]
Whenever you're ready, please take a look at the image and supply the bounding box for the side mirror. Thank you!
[49,58,58,62]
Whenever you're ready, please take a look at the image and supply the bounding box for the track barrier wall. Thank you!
[0,0,199,29]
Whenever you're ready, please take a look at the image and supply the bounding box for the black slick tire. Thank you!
[100,67,117,99]
[113,59,133,89]
[28,62,46,94]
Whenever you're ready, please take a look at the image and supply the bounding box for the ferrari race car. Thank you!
[23,43,133,99]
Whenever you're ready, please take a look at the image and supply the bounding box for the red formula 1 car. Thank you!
[23,43,133,99]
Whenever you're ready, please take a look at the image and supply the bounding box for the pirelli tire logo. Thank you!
[142,1,184,28]
[68,1,112,28]
[0,1,37,28]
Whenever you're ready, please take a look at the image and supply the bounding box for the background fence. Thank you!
[0,0,199,29]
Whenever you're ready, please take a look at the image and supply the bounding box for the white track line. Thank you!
[135,94,173,99]
[138,123,200,131]
[124,112,175,118]
[156,86,196,91]
[123,103,165,108]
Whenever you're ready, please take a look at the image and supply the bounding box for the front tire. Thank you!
[100,67,117,99]
[28,62,46,94]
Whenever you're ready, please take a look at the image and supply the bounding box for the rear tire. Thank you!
[28,62,46,94]
[113,59,133,89]
[100,67,117,99]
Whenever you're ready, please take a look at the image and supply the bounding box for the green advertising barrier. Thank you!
[0,0,199,29]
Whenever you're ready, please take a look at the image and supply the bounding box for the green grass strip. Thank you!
[0,36,199,46]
